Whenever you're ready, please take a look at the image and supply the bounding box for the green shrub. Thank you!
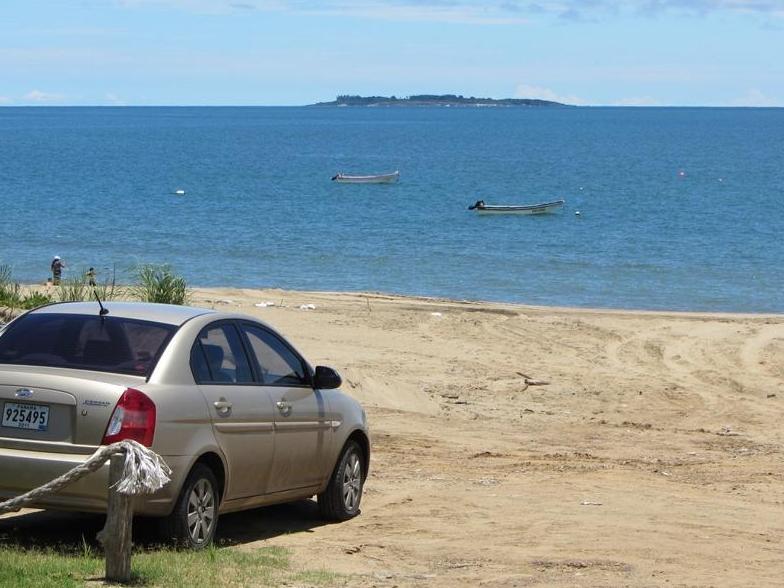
[93,277,123,301]
[21,291,53,309]
[0,267,24,312]
[132,264,189,305]
[0,264,16,305]
[0,265,53,317]
[55,277,90,303]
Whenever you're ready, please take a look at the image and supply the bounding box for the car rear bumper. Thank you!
[0,446,189,517]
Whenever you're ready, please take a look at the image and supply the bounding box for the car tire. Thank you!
[160,463,220,549]
[318,440,364,521]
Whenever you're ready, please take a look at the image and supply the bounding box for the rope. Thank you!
[0,440,171,515]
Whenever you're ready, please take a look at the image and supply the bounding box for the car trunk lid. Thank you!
[0,366,145,451]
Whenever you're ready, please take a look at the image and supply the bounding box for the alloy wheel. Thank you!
[187,478,216,544]
[341,451,362,512]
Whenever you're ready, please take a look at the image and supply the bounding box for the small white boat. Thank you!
[331,170,399,184]
[468,199,565,215]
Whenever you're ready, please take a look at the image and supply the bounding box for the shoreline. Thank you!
[190,286,784,320]
[9,282,783,320]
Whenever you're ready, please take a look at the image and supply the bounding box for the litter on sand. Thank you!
[580,501,603,506]
[516,372,551,392]
[299,304,317,310]
[254,301,277,308]
[430,312,443,317]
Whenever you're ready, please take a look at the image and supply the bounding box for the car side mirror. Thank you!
[313,366,342,390]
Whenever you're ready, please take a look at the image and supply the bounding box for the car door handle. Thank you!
[213,399,232,415]
[276,401,292,416]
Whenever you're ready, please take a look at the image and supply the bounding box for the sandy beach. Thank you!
[189,288,783,586]
[3,287,783,586]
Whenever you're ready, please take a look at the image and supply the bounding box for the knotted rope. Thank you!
[0,440,171,515]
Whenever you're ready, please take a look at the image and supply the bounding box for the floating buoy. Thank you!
[175,189,186,195]
[575,210,582,216]
[677,170,686,177]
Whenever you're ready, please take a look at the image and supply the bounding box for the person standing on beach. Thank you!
[86,267,97,286]
[51,256,64,285]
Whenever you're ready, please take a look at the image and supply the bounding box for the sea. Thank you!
[1,106,782,313]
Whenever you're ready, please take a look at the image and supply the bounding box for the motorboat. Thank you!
[331,171,400,184]
[468,199,565,215]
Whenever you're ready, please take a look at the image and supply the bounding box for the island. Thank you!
[312,94,570,108]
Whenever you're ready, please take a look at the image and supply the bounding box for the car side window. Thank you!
[193,323,253,384]
[191,343,211,382]
[242,324,309,387]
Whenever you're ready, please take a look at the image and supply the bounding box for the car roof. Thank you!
[27,301,216,326]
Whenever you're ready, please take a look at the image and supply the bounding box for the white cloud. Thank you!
[612,96,661,106]
[514,83,586,105]
[105,92,127,106]
[116,0,233,12]
[23,89,64,103]
[113,0,784,21]
[636,0,784,17]
[305,4,529,24]
[116,0,530,23]
[727,88,781,106]
[15,26,125,38]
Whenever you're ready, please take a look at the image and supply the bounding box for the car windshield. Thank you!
[0,313,176,377]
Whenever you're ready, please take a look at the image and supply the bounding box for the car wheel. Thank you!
[160,463,219,549]
[318,440,364,521]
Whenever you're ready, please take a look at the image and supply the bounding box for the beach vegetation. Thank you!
[0,264,15,303]
[0,265,53,316]
[51,273,122,304]
[132,264,190,305]
[93,279,123,301]
[93,270,123,301]
[55,277,91,303]
[20,291,54,309]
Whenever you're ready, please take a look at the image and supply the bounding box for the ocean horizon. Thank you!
[1,106,782,313]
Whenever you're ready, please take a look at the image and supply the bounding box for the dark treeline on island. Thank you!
[312,94,571,107]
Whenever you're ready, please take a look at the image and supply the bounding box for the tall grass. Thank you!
[20,291,53,309]
[93,270,123,301]
[53,270,123,304]
[132,264,190,305]
[55,277,90,303]
[0,264,16,305]
[0,263,191,314]
[0,264,53,315]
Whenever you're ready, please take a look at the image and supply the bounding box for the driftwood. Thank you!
[516,372,551,392]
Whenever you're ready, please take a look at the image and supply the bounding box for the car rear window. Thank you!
[0,313,176,377]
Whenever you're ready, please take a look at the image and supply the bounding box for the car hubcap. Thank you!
[187,479,215,544]
[342,452,362,512]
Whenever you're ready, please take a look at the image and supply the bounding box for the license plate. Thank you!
[2,402,50,431]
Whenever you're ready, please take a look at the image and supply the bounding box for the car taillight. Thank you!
[101,388,156,447]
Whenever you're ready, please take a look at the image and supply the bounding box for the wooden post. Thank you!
[97,452,134,583]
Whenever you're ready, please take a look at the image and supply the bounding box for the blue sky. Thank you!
[1,0,782,106]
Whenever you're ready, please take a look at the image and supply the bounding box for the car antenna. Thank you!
[93,289,109,316]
